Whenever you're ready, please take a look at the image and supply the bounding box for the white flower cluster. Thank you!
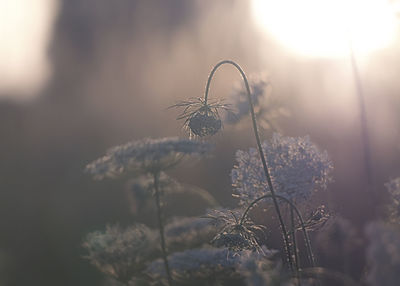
[365,222,400,286]
[82,224,157,281]
[225,75,270,124]
[225,75,289,131]
[231,133,333,205]
[237,254,280,286]
[385,178,400,223]
[385,177,400,200]
[85,137,212,179]
[146,247,265,279]
[165,216,216,250]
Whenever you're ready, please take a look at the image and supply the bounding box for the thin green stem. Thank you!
[240,193,315,267]
[204,60,293,271]
[153,172,173,286]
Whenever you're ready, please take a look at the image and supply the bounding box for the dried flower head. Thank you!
[170,97,231,137]
[82,224,157,283]
[85,137,212,179]
[231,133,333,205]
[206,208,265,252]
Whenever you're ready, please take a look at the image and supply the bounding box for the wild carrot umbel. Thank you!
[85,137,213,286]
[171,60,294,271]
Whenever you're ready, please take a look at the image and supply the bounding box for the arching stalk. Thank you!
[204,60,293,271]
[240,193,315,267]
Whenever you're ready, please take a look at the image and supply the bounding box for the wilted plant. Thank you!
[171,60,295,271]
[83,60,346,286]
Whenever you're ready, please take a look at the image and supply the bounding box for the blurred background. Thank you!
[1,0,400,285]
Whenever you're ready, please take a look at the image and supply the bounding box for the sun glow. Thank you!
[0,0,59,99]
[252,0,399,57]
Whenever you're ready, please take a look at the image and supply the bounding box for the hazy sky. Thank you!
[0,1,400,285]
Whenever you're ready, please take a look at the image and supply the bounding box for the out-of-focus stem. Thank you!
[349,45,375,199]
[153,172,173,286]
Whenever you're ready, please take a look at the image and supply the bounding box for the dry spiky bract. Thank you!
[85,137,212,179]
[170,97,231,137]
[206,208,265,252]
[231,133,333,205]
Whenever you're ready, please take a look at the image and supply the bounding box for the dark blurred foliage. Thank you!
[0,0,400,285]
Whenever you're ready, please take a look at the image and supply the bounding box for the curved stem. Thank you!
[240,193,315,267]
[153,172,173,286]
[204,60,293,271]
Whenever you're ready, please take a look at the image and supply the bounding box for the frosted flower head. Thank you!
[231,133,333,205]
[237,253,281,286]
[365,222,400,286]
[225,74,289,131]
[82,224,157,283]
[385,177,400,199]
[85,137,212,179]
[146,247,260,283]
[385,177,400,223]
[225,75,270,124]
[165,216,217,250]
[170,97,230,137]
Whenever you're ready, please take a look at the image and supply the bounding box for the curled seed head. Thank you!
[212,232,257,251]
[188,108,222,137]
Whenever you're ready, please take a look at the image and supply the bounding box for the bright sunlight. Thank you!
[252,0,399,57]
[0,0,59,99]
